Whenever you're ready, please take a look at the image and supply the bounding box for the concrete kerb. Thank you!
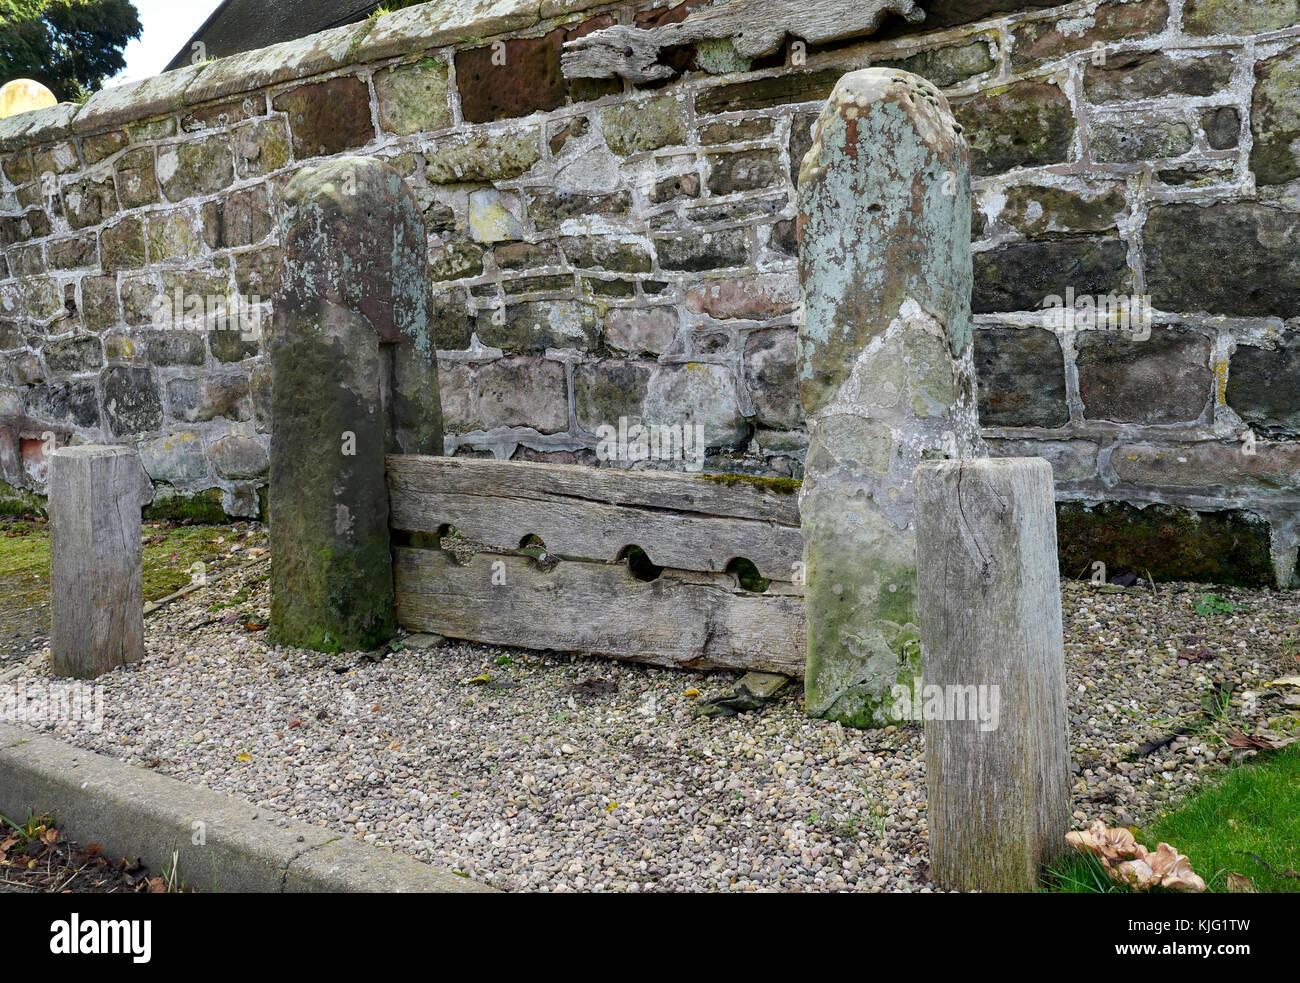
[0,723,495,893]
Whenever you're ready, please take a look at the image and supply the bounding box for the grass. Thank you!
[1047,745,1300,893]
[0,519,266,604]
[0,519,267,654]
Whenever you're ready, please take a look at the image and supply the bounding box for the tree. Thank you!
[0,0,143,102]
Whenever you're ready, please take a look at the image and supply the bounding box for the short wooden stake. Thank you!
[913,457,1069,892]
[49,445,146,678]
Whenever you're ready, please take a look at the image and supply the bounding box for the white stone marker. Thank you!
[49,445,146,678]
[913,457,1069,892]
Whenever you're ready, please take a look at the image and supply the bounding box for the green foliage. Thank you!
[0,0,143,101]
[1193,592,1240,616]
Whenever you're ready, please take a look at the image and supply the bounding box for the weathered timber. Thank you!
[387,456,800,524]
[798,69,985,727]
[48,445,147,678]
[914,457,1069,892]
[561,0,924,80]
[387,456,802,581]
[393,546,806,675]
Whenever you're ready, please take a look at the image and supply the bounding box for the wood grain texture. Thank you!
[48,445,146,679]
[387,455,802,581]
[561,0,924,79]
[394,546,806,676]
[913,457,1069,892]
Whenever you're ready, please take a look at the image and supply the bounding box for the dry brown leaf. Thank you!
[1226,872,1256,893]
[1227,731,1282,750]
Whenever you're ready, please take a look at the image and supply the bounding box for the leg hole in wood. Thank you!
[619,544,663,583]
[725,557,770,593]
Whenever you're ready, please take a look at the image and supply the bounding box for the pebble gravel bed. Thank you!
[3,557,1297,892]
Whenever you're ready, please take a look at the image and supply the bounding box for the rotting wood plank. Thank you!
[393,546,807,676]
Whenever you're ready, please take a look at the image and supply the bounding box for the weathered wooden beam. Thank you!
[386,456,802,581]
[394,546,806,676]
[387,456,801,524]
[913,457,1069,892]
[561,0,924,80]
[48,445,146,678]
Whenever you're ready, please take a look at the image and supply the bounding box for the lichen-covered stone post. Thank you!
[48,445,147,678]
[797,69,984,727]
[269,156,442,652]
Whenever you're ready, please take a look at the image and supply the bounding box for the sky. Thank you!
[110,0,226,86]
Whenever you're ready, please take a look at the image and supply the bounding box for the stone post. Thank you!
[797,69,984,727]
[48,445,146,678]
[269,156,442,652]
[913,457,1069,891]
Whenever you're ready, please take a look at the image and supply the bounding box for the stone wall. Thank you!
[1,0,1297,584]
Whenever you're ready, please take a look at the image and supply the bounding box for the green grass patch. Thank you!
[0,520,266,605]
[1046,746,1300,893]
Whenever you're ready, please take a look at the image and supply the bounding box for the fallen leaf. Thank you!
[1226,872,1256,893]
[684,688,700,698]
[1227,731,1274,749]
[1267,675,1300,688]
[288,717,302,729]
[462,673,491,686]
[244,622,267,632]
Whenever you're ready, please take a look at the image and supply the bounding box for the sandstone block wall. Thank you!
[1,0,1296,584]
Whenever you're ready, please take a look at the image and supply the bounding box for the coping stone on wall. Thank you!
[355,0,550,62]
[184,22,374,105]
[0,102,78,152]
[73,63,209,134]
[2,0,615,149]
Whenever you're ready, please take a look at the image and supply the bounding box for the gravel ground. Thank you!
[2,559,1297,892]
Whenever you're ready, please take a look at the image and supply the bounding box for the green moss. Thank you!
[0,518,266,625]
[0,481,47,518]
[143,488,230,524]
[701,472,801,494]
[1057,501,1275,587]
[140,523,267,600]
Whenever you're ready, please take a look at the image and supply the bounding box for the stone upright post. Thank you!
[49,445,146,678]
[797,68,984,726]
[913,457,1069,891]
[269,156,442,652]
